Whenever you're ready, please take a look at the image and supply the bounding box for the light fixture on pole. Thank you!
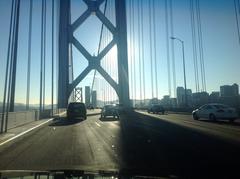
[170,36,188,107]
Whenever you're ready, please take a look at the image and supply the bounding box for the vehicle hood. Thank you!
[0,169,178,179]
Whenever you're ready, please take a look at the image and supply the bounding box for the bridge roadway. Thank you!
[0,111,240,177]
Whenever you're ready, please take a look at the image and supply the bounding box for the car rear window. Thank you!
[213,105,228,109]
[69,103,85,109]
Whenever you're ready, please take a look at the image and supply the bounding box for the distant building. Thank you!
[161,95,171,108]
[186,89,192,107]
[232,83,239,96]
[219,84,239,107]
[220,84,239,97]
[192,92,209,107]
[177,87,185,107]
[176,87,192,107]
[149,98,159,105]
[85,86,90,107]
[170,98,177,108]
[209,91,220,103]
[92,90,97,108]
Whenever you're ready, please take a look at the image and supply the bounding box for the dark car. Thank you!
[101,105,119,118]
[148,104,165,114]
[67,102,87,120]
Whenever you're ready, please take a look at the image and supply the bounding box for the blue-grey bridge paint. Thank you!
[58,0,130,108]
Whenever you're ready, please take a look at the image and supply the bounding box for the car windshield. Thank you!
[1,0,240,178]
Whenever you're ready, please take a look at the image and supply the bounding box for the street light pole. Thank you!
[170,37,188,107]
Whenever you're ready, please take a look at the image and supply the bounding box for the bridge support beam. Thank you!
[115,0,130,107]
[58,0,70,108]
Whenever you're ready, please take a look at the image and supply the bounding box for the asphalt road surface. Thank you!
[0,111,240,177]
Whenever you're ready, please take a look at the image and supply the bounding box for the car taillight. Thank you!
[217,109,224,112]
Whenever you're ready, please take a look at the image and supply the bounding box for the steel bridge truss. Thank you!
[58,0,130,108]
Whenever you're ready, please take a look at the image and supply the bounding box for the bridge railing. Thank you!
[0,108,66,132]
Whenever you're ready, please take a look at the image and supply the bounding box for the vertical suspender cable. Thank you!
[40,0,45,113]
[91,0,107,103]
[196,0,203,92]
[152,0,159,99]
[140,0,146,105]
[165,0,172,97]
[190,0,199,92]
[9,0,20,113]
[196,0,206,91]
[6,1,17,121]
[129,0,133,103]
[234,0,240,45]
[132,0,136,105]
[148,0,154,99]
[51,0,55,114]
[43,0,46,110]
[137,0,142,103]
[109,0,113,103]
[5,0,20,131]
[26,0,33,110]
[238,0,240,13]
[169,0,176,97]
[1,0,15,133]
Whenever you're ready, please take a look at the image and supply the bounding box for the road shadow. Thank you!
[117,110,240,178]
[199,118,240,126]
[99,116,119,122]
[49,117,85,126]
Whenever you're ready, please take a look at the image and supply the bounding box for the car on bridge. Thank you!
[192,103,238,122]
[101,105,119,119]
[67,102,87,120]
[147,104,165,114]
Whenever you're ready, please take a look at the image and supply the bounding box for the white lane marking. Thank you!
[0,118,53,146]
[95,122,101,127]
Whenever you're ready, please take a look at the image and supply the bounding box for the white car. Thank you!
[192,103,238,122]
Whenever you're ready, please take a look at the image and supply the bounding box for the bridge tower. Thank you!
[58,0,130,108]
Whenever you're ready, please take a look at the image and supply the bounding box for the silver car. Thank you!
[192,103,238,122]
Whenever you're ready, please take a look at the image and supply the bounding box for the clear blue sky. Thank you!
[0,0,240,105]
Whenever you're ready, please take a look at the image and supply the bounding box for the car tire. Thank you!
[209,114,216,121]
[193,113,199,120]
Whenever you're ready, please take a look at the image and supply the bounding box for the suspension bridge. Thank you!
[0,0,240,177]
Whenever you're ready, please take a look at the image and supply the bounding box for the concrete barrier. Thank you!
[0,108,66,131]
[3,110,38,130]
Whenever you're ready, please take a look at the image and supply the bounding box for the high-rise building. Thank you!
[85,86,90,107]
[220,84,239,97]
[177,87,185,107]
[220,84,239,107]
[232,83,239,96]
[92,90,97,108]
[192,92,209,107]
[209,91,220,103]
